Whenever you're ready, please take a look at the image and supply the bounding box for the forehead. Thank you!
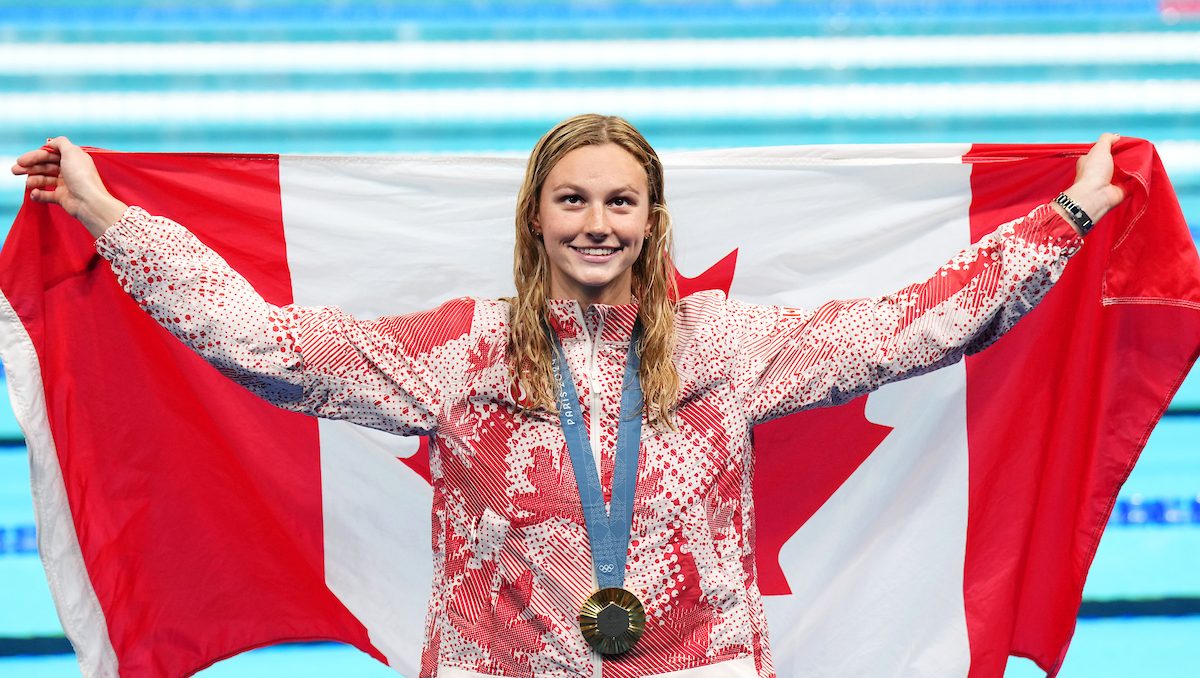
[545,143,647,192]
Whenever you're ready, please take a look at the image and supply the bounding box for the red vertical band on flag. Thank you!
[0,152,382,676]
[961,140,1200,677]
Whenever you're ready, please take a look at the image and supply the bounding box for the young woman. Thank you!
[13,115,1123,678]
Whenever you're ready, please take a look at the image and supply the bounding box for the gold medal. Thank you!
[578,587,646,655]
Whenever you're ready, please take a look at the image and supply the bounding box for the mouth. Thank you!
[569,245,623,259]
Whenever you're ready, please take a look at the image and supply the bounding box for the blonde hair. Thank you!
[510,113,678,428]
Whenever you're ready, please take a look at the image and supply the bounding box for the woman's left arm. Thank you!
[733,134,1125,424]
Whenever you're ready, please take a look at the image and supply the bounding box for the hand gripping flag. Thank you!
[0,140,1197,678]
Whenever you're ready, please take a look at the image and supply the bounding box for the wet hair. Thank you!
[509,113,678,427]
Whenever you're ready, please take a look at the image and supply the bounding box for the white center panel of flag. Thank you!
[277,149,978,676]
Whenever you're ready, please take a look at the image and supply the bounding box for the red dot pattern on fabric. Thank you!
[95,204,1081,677]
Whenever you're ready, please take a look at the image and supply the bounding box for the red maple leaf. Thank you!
[670,251,893,596]
[461,569,560,674]
[751,400,891,595]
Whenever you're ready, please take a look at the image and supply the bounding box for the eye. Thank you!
[610,196,636,207]
[560,194,584,205]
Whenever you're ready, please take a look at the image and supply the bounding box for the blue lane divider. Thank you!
[0,1,1169,25]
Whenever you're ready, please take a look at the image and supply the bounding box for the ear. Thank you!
[531,215,541,236]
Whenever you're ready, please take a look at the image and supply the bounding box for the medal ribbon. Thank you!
[550,321,643,591]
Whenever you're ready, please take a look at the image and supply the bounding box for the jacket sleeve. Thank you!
[729,203,1083,424]
[95,206,476,435]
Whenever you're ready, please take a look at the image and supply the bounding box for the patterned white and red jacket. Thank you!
[95,203,1081,678]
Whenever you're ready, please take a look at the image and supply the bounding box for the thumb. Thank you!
[44,136,75,153]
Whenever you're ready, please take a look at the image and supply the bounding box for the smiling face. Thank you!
[534,143,653,307]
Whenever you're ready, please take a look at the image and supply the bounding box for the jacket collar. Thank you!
[546,298,639,343]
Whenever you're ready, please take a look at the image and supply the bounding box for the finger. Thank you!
[14,147,61,169]
[43,136,75,152]
[28,188,61,204]
[26,137,73,165]
[13,161,53,177]
[31,162,60,176]
[19,162,61,177]
[25,174,59,190]
[1093,132,1120,151]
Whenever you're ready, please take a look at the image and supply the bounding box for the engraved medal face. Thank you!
[596,603,630,637]
[578,587,646,655]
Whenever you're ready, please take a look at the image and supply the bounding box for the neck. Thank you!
[549,280,633,310]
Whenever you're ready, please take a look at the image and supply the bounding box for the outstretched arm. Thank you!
[730,134,1126,424]
[12,138,474,435]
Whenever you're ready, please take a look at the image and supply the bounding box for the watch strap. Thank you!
[1054,192,1094,236]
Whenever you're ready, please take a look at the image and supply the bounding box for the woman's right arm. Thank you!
[12,138,475,435]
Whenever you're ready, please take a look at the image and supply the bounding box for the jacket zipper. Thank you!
[588,311,606,488]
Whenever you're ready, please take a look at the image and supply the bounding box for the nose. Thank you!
[584,205,610,240]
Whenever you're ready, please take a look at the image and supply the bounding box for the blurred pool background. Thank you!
[0,1,1198,676]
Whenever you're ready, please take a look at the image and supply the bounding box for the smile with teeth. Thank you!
[570,245,622,257]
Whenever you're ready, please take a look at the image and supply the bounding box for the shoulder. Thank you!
[673,290,733,349]
[399,297,510,325]
[675,288,730,320]
[674,291,820,348]
[471,297,511,331]
[364,297,487,355]
[675,289,778,327]
[405,296,478,327]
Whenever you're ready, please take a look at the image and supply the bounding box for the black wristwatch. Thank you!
[1054,193,1094,236]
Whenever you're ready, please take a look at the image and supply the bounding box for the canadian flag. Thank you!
[0,140,1197,678]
